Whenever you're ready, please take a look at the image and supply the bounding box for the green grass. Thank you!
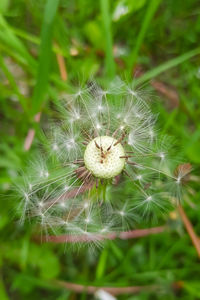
[1,0,200,299]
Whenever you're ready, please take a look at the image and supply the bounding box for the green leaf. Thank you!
[96,248,108,280]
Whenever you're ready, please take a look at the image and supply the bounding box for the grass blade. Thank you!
[135,47,200,85]
[100,0,115,79]
[128,0,162,75]
[32,0,60,114]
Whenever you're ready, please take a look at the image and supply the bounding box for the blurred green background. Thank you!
[1,0,200,299]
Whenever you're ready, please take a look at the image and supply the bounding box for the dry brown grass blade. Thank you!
[151,80,179,108]
[178,204,200,258]
[55,280,158,295]
[134,64,179,108]
[40,226,165,243]
[24,112,41,151]
[55,43,68,81]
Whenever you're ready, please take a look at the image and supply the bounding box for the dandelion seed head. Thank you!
[18,79,183,248]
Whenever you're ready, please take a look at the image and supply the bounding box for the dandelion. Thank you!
[17,79,187,248]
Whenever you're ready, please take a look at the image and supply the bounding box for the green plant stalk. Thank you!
[0,15,36,70]
[0,54,28,113]
[135,47,200,85]
[100,0,115,79]
[32,0,60,115]
[128,0,162,76]
[0,276,10,300]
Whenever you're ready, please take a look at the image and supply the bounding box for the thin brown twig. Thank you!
[151,80,179,108]
[46,181,94,206]
[178,204,200,258]
[54,280,158,295]
[55,42,68,81]
[40,226,165,243]
[24,112,41,151]
[134,64,179,108]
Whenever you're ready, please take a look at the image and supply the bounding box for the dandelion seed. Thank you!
[146,196,152,201]
[85,218,91,224]
[96,123,101,130]
[52,143,58,151]
[149,130,154,137]
[128,88,137,97]
[63,185,69,191]
[84,202,89,209]
[101,227,107,233]
[59,201,66,208]
[159,152,165,160]
[24,192,29,201]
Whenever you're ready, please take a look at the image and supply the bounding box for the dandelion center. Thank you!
[84,136,125,179]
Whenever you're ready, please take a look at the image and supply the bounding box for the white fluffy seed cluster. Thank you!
[16,79,183,248]
[84,136,125,179]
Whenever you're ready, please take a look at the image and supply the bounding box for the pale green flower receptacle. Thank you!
[84,136,125,179]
